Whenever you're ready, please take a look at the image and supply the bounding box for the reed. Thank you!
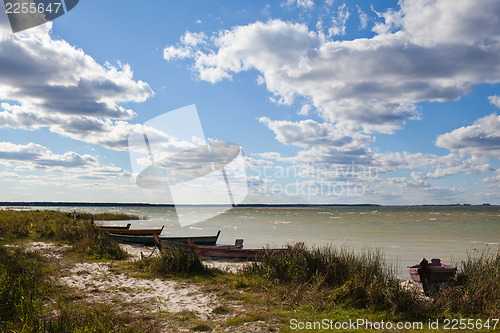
[0,246,43,329]
[244,245,424,315]
[434,250,500,317]
[135,247,205,276]
[0,209,127,260]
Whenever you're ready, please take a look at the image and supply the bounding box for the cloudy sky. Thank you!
[0,0,499,205]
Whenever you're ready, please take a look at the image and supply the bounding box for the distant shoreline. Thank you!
[0,202,495,207]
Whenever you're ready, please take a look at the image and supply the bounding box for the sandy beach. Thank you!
[22,241,270,332]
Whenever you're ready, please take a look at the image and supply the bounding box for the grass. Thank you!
[1,209,499,331]
[133,246,206,276]
[0,246,44,329]
[434,250,500,318]
[75,212,142,221]
[0,209,127,260]
[0,245,146,333]
[0,209,145,332]
[244,245,425,318]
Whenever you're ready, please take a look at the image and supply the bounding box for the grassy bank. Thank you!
[1,209,499,332]
[0,209,128,259]
[134,242,500,331]
[0,209,136,332]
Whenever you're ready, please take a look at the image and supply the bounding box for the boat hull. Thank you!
[108,230,220,246]
[407,265,456,283]
[102,225,164,236]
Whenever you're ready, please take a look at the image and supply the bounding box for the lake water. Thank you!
[8,205,500,278]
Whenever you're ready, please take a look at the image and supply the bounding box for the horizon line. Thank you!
[0,201,495,207]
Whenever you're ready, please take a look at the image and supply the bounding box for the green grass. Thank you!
[75,212,142,221]
[434,250,500,318]
[244,245,425,318]
[133,246,205,276]
[0,210,163,332]
[0,209,127,260]
[0,246,44,329]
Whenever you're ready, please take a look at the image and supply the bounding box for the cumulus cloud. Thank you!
[0,142,97,168]
[163,0,500,133]
[259,117,372,148]
[435,113,500,158]
[0,23,153,150]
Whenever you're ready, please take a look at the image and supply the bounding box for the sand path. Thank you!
[26,242,217,318]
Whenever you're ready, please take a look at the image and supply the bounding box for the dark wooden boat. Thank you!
[195,246,269,260]
[407,258,456,283]
[193,239,286,260]
[103,225,164,236]
[98,223,131,232]
[154,235,244,253]
[108,230,220,246]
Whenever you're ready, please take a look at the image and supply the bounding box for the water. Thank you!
[6,205,500,277]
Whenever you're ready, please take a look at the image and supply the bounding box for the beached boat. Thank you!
[194,245,270,260]
[153,234,243,252]
[107,230,220,246]
[102,225,164,236]
[98,223,131,232]
[407,258,456,283]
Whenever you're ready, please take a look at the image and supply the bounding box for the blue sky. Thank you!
[0,0,500,205]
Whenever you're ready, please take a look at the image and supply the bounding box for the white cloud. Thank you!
[357,5,368,30]
[259,117,372,149]
[0,142,97,168]
[328,4,350,37]
[376,0,500,47]
[298,104,312,115]
[164,0,500,134]
[165,1,500,133]
[436,113,500,158]
[0,23,153,150]
[282,0,314,10]
[488,95,500,109]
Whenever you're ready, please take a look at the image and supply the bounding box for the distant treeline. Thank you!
[0,202,495,207]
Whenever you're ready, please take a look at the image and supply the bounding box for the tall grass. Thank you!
[434,250,500,317]
[244,245,424,315]
[0,210,126,260]
[75,212,141,221]
[0,246,43,328]
[135,247,205,276]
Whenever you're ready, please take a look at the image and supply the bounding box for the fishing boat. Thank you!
[153,234,243,252]
[107,230,221,246]
[98,223,131,232]
[102,225,164,236]
[407,258,456,283]
[194,245,270,260]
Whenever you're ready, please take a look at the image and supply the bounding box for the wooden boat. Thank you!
[407,258,456,283]
[98,223,131,232]
[107,230,220,246]
[154,235,244,253]
[195,246,269,260]
[103,225,164,236]
[193,239,286,261]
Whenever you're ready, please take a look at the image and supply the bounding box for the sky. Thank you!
[0,0,500,205]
